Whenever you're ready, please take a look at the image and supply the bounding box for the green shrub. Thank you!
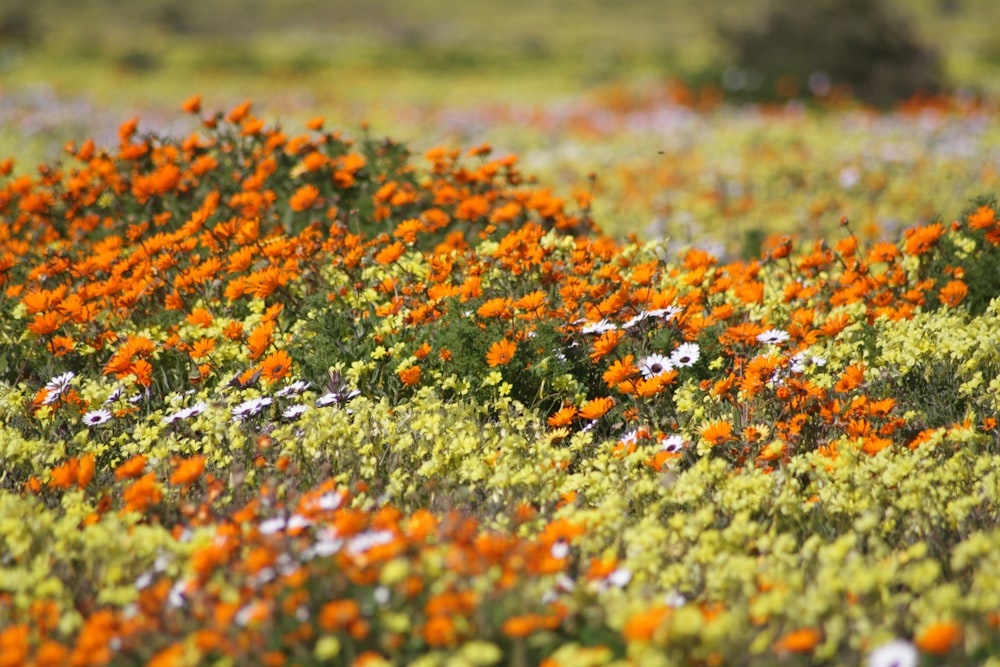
[716,0,945,106]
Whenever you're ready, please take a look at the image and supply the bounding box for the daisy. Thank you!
[649,306,683,321]
[618,429,641,447]
[103,384,126,405]
[315,392,341,408]
[790,352,828,373]
[670,342,700,367]
[607,568,633,588]
[232,396,272,420]
[346,529,395,556]
[183,401,207,418]
[276,380,312,398]
[638,353,674,378]
[660,434,685,453]
[82,409,113,427]
[622,311,651,330]
[580,319,616,335]
[866,640,918,667]
[282,404,309,420]
[43,371,75,405]
[756,328,791,345]
[162,401,207,425]
[315,389,360,407]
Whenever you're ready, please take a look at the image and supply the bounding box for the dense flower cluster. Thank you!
[2,99,1000,665]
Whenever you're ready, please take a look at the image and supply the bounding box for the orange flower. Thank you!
[398,366,421,386]
[49,459,78,490]
[968,205,996,230]
[602,355,638,387]
[0,625,30,666]
[773,628,822,653]
[33,640,69,667]
[129,358,153,387]
[122,473,162,513]
[476,297,513,319]
[289,183,321,212]
[904,222,944,256]
[623,606,670,642]
[589,330,624,363]
[939,279,968,308]
[260,349,293,383]
[180,95,202,114]
[319,599,361,632]
[915,620,962,654]
[76,453,95,489]
[547,405,578,427]
[374,241,406,265]
[186,308,214,327]
[501,613,559,638]
[47,335,74,357]
[27,311,61,335]
[115,455,148,481]
[486,338,517,367]
[247,321,274,361]
[189,338,216,360]
[700,420,734,445]
[170,455,207,487]
[578,396,614,421]
[834,362,866,393]
[455,194,489,221]
[422,615,459,647]
[818,312,852,337]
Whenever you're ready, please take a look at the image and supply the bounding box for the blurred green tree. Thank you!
[716,0,945,106]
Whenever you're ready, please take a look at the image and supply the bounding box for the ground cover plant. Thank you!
[3,97,1000,666]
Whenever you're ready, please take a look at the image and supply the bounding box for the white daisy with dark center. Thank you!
[660,434,685,453]
[43,371,75,405]
[866,640,918,667]
[638,353,674,378]
[82,409,113,427]
[232,396,272,420]
[756,328,791,345]
[670,342,700,367]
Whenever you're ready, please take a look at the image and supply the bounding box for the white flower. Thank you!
[232,396,272,420]
[660,434,685,453]
[43,371,75,404]
[550,541,571,559]
[791,352,828,373]
[619,429,641,447]
[866,639,918,667]
[756,328,790,345]
[622,311,652,330]
[649,306,683,321]
[664,591,687,608]
[162,401,208,424]
[315,389,360,408]
[104,384,126,405]
[276,380,312,397]
[82,409,113,427]
[580,319,616,335]
[282,404,309,420]
[315,392,340,408]
[638,353,674,378]
[607,568,633,588]
[670,342,700,367]
[184,401,207,418]
[258,517,288,535]
[346,530,395,555]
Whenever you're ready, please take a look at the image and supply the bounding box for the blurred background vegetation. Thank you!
[4,0,1000,111]
[4,0,1000,248]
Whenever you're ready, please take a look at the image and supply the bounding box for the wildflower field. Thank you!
[3,92,1000,667]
